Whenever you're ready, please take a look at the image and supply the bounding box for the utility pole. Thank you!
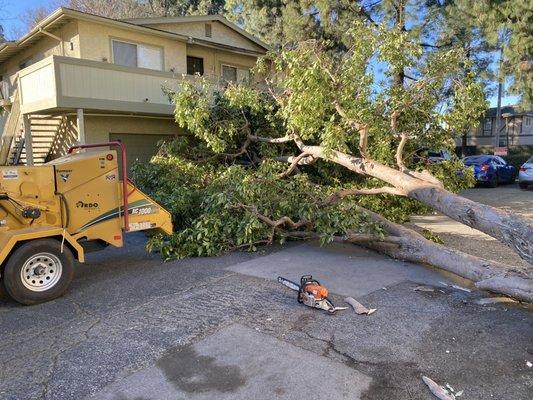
[494,47,504,150]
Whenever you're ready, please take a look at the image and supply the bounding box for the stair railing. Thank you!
[0,87,21,165]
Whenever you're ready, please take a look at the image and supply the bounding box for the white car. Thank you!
[518,156,533,189]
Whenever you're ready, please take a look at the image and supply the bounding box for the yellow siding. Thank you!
[186,45,258,77]
[146,21,264,53]
[77,20,187,74]
[0,20,80,88]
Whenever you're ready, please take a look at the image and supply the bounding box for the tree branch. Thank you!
[322,186,405,207]
[395,132,408,171]
[334,101,369,157]
[278,152,316,178]
[248,134,293,143]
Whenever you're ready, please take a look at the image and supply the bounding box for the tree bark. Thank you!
[345,208,533,302]
[295,144,533,264]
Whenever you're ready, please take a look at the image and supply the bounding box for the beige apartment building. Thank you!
[0,8,268,167]
[456,105,533,154]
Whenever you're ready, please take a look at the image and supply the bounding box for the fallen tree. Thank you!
[134,21,532,301]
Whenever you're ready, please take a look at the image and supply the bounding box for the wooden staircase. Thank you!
[8,115,64,165]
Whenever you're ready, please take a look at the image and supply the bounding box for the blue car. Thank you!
[462,155,517,187]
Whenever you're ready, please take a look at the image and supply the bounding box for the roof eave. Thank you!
[125,14,270,52]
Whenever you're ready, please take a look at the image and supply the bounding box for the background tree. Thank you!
[449,0,532,108]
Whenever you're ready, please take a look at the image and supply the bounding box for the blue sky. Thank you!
[0,0,520,108]
[0,0,56,38]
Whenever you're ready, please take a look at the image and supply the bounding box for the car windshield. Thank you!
[527,156,533,164]
[463,156,491,165]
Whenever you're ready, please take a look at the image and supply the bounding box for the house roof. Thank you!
[0,7,267,65]
[485,105,533,118]
[123,14,270,52]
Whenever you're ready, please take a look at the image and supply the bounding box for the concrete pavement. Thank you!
[1,187,532,400]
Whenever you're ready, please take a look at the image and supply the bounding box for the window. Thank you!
[221,64,250,83]
[205,23,212,38]
[525,116,533,126]
[112,40,162,71]
[495,156,507,165]
[222,65,237,82]
[187,56,204,76]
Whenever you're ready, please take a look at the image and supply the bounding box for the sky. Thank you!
[0,0,521,108]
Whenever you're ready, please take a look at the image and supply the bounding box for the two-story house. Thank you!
[0,7,268,167]
[456,105,533,154]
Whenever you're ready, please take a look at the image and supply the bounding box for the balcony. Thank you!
[18,55,184,115]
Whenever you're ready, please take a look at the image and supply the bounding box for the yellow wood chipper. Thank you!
[0,142,172,305]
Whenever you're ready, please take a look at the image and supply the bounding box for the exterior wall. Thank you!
[0,20,80,90]
[77,20,187,74]
[186,44,258,77]
[456,114,533,147]
[146,21,264,53]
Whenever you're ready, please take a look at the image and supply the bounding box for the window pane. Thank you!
[222,65,237,82]
[113,41,137,68]
[138,44,162,70]
[237,68,250,82]
[187,56,204,75]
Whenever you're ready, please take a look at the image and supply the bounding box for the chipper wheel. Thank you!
[3,239,74,305]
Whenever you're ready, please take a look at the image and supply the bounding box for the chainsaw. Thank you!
[278,275,347,313]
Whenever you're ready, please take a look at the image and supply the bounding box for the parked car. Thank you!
[518,156,533,189]
[414,149,452,165]
[462,155,517,187]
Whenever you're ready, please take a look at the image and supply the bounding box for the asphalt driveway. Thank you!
[1,186,532,400]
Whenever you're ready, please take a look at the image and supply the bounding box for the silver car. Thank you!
[519,156,533,189]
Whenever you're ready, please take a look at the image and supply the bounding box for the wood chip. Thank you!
[451,284,471,293]
[476,297,517,305]
[422,376,456,400]
[344,297,376,315]
[414,285,435,292]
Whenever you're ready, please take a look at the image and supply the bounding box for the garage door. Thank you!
[109,133,174,175]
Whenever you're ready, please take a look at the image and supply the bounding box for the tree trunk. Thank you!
[298,144,533,264]
[345,208,533,302]
[407,186,533,264]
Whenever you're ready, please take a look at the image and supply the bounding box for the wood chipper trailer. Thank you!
[0,142,172,305]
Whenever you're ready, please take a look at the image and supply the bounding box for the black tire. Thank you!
[519,182,528,189]
[487,176,498,188]
[3,239,74,305]
[0,277,12,301]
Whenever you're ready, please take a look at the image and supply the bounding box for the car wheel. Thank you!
[3,239,74,305]
[519,182,528,189]
[487,177,498,188]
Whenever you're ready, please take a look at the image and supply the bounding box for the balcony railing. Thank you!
[18,55,188,115]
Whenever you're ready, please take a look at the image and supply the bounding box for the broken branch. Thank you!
[278,152,315,178]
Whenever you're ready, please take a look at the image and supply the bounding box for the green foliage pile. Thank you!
[133,156,388,259]
[133,141,473,260]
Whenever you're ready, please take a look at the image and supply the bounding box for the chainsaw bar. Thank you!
[277,276,300,291]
